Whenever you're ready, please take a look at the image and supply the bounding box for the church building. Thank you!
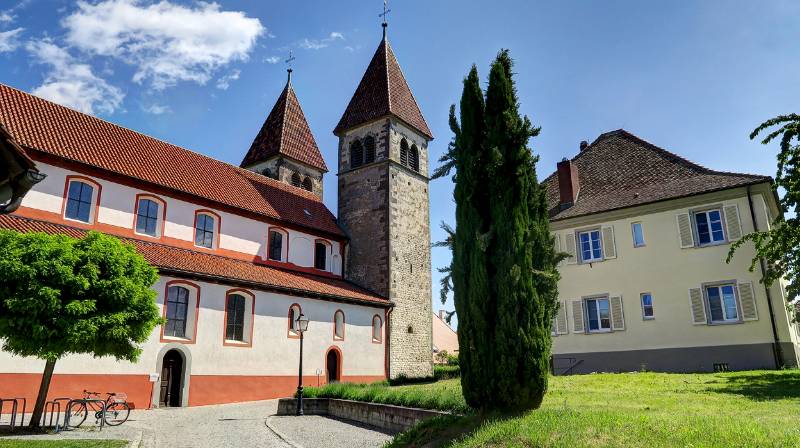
[0,23,433,409]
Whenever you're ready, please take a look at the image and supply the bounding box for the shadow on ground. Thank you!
[712,371,800,400]
[387,413,518,448]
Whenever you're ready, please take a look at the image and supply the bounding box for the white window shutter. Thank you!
[677,213,694,248]
[688,288,706,325]
[609,295,625,330]
[565,232,577,265]
[602,226,616,259]
[724,205,743,241]
[571,299,585,333]
[737,282,758,321]
[557,300,569,335]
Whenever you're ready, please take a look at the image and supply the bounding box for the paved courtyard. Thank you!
[2,399,394,448]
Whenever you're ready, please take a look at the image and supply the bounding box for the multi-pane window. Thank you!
[65,181,94,223]
[631,222,645,247]
[372,315,382,342]
[165,286,189,338]
[195,214,215,249]
[641,293,654,319]
[314,242,327,270]
[226,294,246,342]
[268,230,284,261]
[694,210,725,245]
[579,230,603,262]
[706,284,738,323]
[586,297,611,332]
[334,310,345,340]
[136,198,160,236]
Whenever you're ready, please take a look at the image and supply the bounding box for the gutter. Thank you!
[746,185,784,369]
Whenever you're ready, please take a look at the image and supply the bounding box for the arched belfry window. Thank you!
[410,144,420,172]
[301,177,313,192]
[400,138,409,166]
[291,172,301,187]
[364,136,376,164]
[350,141,363,169]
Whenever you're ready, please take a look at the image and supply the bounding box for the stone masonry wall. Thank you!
[247,157,324,198]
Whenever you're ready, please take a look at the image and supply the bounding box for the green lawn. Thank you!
[0,440,127,448]
[304,370,800,447]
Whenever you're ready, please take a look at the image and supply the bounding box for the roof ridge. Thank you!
[277,82,291,162]
[384,38,391,118]
[384,40,432,139]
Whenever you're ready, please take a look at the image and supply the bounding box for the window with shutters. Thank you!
[268,228,287,262]
[333,310,345,340]
[64,177,100,223]
[301,177,313,192]
[586,297,611,332]
[364,136,376,164]
[705,284,739,323]
[640,293,654,319]
[400,138,409,166]
[291,172,302,187]
[409,145,420,172]
[225,294,246,342]
[350,141,364,168]
[631,222,645,247]
[693,209,725,246]
[578,230,603,263]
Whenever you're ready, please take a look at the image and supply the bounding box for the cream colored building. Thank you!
[432,311,459,363]
[545,130,800,374]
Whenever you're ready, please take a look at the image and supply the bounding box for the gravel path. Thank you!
[1,400,394,448]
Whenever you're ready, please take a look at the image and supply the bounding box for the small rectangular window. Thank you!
[136,198,160,236]
[195,214,215,249]
[706,284,738,323]
[314,242,327,270]
[578,230,603,263]
[586,298,611,332]
[631,222,645,247]
[640,293,654,319]
[694,210,725,245]
[65,181,94,223]
[268,231,283,261]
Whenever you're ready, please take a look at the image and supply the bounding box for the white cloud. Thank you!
[264,56,281,64]
[142,103,170,114]
[299,31,344,50]
[215,69,240,90]
[26,39,124,115]
[63,0,264,90]
[0,12,13,23]
[0,28,23,52]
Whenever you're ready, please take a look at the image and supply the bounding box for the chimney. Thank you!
[438,310,445,320]
[579,140,588,151]
[557,158,580,209]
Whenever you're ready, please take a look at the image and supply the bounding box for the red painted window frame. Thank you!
[193,209,221,250]
[133,193,167,240]
[62,175,102,225]
[222,288,255,348]
[160,280,201,344]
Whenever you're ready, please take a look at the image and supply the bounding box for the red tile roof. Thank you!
[334,38,432,139]
[0,214,388,306]
[0,83,343,237]
[240,79,328,172]
[543,129,771,221]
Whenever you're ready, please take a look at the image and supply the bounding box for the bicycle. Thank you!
[67,390,131,427]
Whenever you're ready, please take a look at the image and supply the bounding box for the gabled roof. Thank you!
[334,37,432,139]
[0,214,388,306]
[543,129,771,221]
[0,83,344,237]
[241,79,327,172]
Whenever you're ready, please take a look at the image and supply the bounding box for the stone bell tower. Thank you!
[335,24,433,379]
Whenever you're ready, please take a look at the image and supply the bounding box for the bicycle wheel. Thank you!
[104,402,130,426]
[67,402,88,428]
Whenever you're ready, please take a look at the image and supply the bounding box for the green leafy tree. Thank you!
[434,51,560,411]
[728,114,800,317]
[0,230,161,428]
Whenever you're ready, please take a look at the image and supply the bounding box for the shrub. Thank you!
[434,365,460,380]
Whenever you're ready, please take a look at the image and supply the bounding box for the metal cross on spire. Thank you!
[285,50,296,82]
[379,0,390,38]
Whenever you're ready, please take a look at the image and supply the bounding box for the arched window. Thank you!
[135,195,164,237]
[409,144,420,172]
[301,177,313,192]
[165,285,190,338]
[364,136,376,164]
[288,304,302,336]
[372,315,382,343]
[64,178,99,223]
[314,240,329,270]
[268,228,287,262]
[333,310,345,340]
[400,138,409,166]
[194,212,218,249]
[291,172,302,187]
[350,140,364,169]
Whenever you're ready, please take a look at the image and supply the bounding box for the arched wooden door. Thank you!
[159,349,183,407]
[326,348,340,383]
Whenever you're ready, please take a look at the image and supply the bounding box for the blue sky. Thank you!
[1,1,799,324]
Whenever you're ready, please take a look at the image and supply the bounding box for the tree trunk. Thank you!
[28,358,56,429]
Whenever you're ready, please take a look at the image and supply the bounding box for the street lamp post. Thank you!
[295,312,309,416]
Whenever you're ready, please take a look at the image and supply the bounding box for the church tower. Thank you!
[335,23,433,379]
[241,69,328,198]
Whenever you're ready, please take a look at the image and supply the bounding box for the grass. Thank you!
[0,440,127,448]
[304,370,800,447]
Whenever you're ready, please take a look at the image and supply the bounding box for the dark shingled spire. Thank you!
[241,79,327,172]
[334,37,432,139]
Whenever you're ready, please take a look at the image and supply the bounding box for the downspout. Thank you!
[385,307,393,379]
[746,185,784,369]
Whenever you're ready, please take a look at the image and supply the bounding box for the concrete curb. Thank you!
[264,416,302,448]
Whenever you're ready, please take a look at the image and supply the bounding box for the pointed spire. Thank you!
[241,76,327,172]
[333,37,432,139]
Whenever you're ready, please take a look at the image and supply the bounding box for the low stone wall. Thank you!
[276,398,449,433]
